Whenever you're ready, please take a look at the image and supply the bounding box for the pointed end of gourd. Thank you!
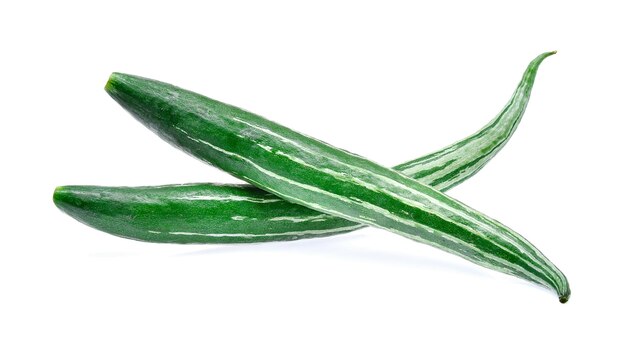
[558,287,571,304]
[53,186,74,218]
[53,185,97,224]
[104,73,136,113]
[105,72,121,94]
[53,185,64,201]
[53,186,70,210]
[539,51,557,61]
[53,185,87,214]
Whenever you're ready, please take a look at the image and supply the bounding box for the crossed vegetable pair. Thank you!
[54,52,570,302]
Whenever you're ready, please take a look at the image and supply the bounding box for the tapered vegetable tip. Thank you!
[53,186,67,206]
[105,72,121,91]
[53,186,78,214]
[105,73,136,103]
[53,185,101,221]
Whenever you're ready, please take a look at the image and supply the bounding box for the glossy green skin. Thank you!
[55,53,554,245]
[99,53,569,302]
[54,183,362,243]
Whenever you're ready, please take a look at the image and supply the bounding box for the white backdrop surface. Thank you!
[1,1,624,358]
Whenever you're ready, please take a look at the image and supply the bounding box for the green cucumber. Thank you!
[102,52,570,302]
[55,52,552,244]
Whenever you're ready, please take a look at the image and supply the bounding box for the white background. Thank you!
[2,1,625,358]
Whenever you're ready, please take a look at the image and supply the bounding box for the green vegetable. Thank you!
[55,52,553,244]
[102,52,570,302]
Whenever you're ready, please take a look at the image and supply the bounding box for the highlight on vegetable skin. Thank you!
[100,52,570,303]
[53,52,554,245]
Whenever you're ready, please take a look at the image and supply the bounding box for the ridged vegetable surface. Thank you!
[102,53,570,302]
[54,53,554,245]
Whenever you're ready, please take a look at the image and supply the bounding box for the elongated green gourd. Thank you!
[101,53,570,302]
[54,53,554,247]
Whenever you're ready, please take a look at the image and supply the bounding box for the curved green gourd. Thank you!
[394,51,556,191]
[97,52,570,302]
[55,52,553,244]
